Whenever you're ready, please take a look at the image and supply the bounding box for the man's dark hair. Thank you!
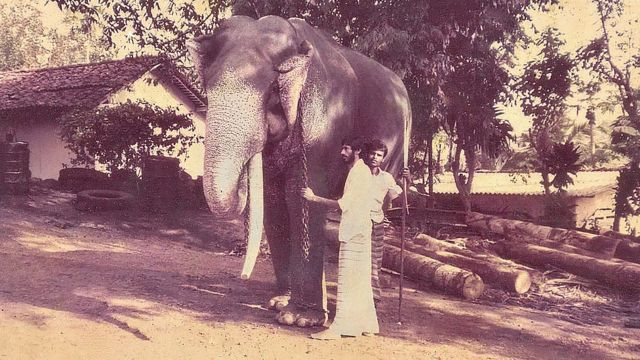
[341,136,365,152]
[365,138,388,158]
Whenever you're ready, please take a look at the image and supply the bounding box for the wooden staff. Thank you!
[398,113,411,324]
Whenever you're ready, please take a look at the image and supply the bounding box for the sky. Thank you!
[4,0,639,136]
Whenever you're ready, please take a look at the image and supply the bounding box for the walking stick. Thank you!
[398,114,411,324]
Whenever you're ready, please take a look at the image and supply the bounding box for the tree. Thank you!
[47,12,113,67]
[48,0,555,210]
[0,2,113,71]
[577,0,640,231]
[516,27,576,196]
[444,51,515,212]
[0,3,49,71]
[58,100,202,174]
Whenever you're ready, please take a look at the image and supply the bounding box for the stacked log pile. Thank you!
[465,212,640,292]
[383,246,485,299]
[322,211,640,301]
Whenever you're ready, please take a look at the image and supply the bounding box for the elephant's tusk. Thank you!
[241,152,264,279]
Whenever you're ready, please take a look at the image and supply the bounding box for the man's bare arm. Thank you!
[301,187,339,209]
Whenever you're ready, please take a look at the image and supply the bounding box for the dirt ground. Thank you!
[1,186,639,360]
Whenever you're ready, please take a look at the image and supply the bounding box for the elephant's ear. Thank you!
[275,40,314,128]
[186,35,214,89]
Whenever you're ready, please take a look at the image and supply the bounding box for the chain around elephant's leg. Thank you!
[276,303,328,327]
[267,290,291,311]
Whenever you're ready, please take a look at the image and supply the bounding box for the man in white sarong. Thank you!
[364,139,410,305]
[302,136,379,340]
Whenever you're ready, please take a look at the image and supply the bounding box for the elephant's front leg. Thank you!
[264,173,292,311]
[276,174,328,327]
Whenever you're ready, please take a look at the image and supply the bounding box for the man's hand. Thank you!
[399,167,411,182]
[301,187,316,202]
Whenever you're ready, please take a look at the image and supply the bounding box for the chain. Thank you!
[296,102,311,261]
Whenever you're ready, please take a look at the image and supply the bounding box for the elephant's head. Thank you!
[187,15,313,219]
[187,16,315,278]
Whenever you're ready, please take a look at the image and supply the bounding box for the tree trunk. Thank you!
[387,237,531,294]
[383,245,485,300]
[496,243,640,291]
[466,212,621,259]
[452,145,471,213]
[612,215,621,232]
[541,164,551,197]
[413,233,544,284]
[427,133,434,201]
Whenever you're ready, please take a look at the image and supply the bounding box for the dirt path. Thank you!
[1,189,638,359]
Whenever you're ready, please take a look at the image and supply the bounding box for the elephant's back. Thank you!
[288,18,411,175]
[338,48,411,175]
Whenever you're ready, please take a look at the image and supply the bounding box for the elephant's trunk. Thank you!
[201,80,267,279]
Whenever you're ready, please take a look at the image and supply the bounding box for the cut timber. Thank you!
[504,231,610,259]
[466,212,620,258]
[387,237,530,294]
[497,243,640,292]
[614,240,640,264]
[383,245,485,299]
[413,234,544,284]
[600,230,640,244]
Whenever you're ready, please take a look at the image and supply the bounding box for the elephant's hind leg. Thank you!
[264,174,292,311]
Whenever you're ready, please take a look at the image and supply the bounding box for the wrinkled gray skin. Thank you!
[188,15,411,327]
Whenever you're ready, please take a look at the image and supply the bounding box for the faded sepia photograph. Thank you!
[1,1,639,359]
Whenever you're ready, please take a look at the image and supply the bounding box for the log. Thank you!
[496,243,640,292]
[383,245,485,300]
[387,237,531,294]
[591,230,640,263]
[503,230,610,259]
[614,240,640,264]
[413,234,544,284]
[466,212,620,258]
[599,230,640,244]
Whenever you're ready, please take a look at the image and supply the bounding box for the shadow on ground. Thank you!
[1,192,638,360]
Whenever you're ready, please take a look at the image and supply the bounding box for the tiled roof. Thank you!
[0,56,205,111]
[430,171,618,197]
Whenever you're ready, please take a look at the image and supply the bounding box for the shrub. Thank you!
[59,100,202,174]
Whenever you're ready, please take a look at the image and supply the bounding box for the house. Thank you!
[428,171,619,228]
[0,56,207,180]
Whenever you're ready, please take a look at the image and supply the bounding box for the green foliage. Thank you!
[614,166,640,218]
[541,141,583,191]
[58,101,202,173]
[515,27,577,194]
[541,192,576,229]
[49,0,555,208]
[0,2,112,71]
[517,28,576,132]
[0,2,48,71]
[574,0,639,231]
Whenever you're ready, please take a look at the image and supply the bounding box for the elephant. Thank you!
[187,15,411,327]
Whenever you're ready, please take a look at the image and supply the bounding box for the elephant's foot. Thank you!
[275,304,327,328]
[266,294,291,311]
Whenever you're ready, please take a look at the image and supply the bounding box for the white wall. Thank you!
[0,120,73,180]
[106,69,206,178]
[1,70,205,180]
